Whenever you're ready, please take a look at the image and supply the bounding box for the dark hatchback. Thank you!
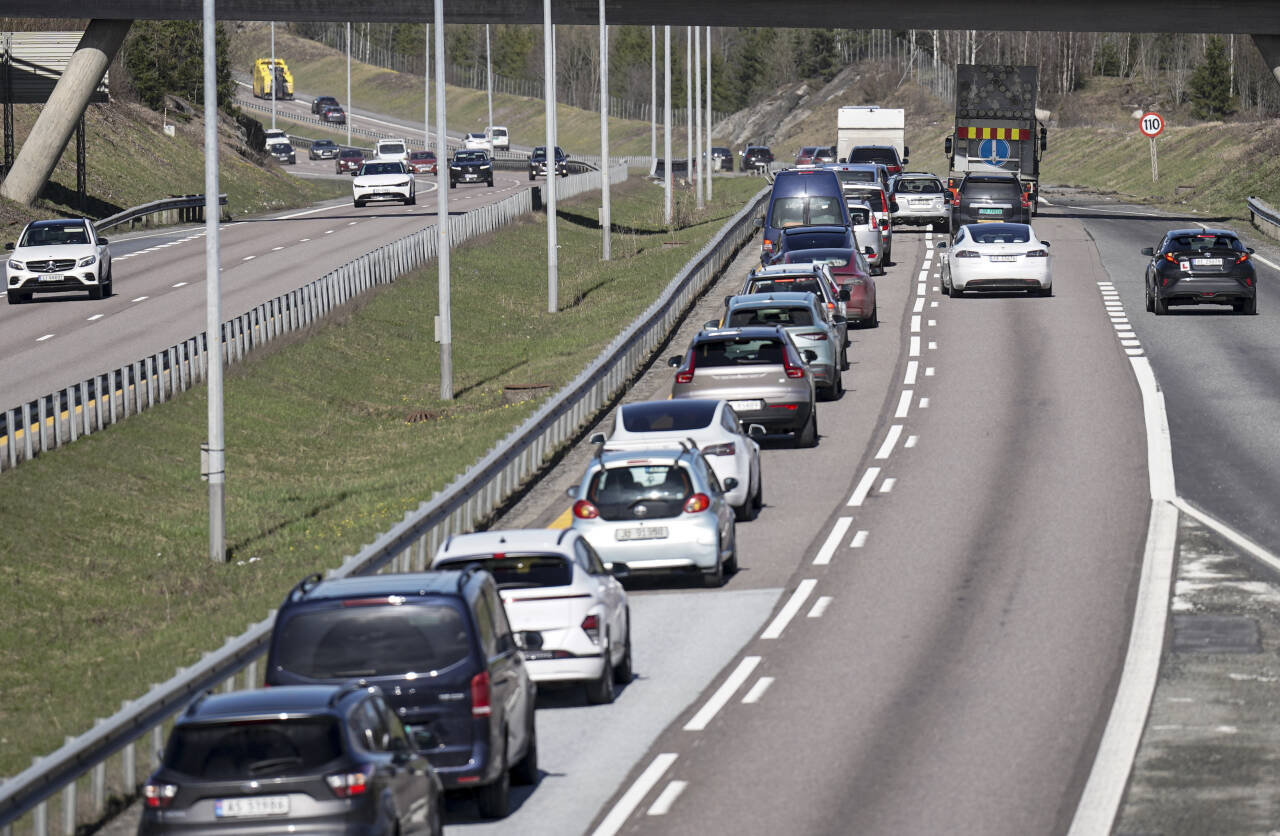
[741,145,774,171]
[320,104,347,125]
[264,570,538,819]
[308,139,340,160]
[771,225,856,263]
[951,173,1030,231]
[1143,228,1258,315]
[311,95,339,115]
[529,146,568,179]
[138,684,444,835]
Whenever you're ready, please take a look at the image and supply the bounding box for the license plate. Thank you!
[1192,258,1223,267]
[978,208,1004,215]
[909,199,930,205]
[38,274,62,282]
[615,526,669,541]
[523,650,555,661]
[728,399,763,412]
[989,255,1016,262]
[214,796,290,818]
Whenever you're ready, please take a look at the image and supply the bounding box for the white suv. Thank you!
[486,126,509,151]
[6,218,112,303]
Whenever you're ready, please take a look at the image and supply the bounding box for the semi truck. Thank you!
[252,58,294,100]
[945,64,1047,212]
[836,106,907,167]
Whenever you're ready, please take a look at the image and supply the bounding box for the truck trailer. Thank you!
[837,106,907,167]
[945,64,1046,212]
[252,58,294,100]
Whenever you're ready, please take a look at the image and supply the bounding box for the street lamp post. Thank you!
[424,23,430,150]
[545,0,558,311]
[346,22,352,146]
[269,21,276,129]
[202,0,224,562]
[694,25,703,210]
[485,24,494,132]
[706,27,713,200]
[663,26,671,226]
[434,0,452,399]
[598,0,610,260]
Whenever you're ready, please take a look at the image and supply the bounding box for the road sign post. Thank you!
[1139,111,1164,183]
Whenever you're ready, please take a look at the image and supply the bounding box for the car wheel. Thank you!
[510,715,538,786]
[723,526,739,575]
[702,552,725,588]
[867,304,879,327]
[1153,293,1168,316]
[796,409,818,448]
[613,611,633,684]
[449,180,456,189]
[840,347,850,371]
[752,474,764,513]
[7,291,23,305]
[406,193,416,206]
[1036,286,1053,297]
[585,639,616,704]
[354,199,365,208]
[1238,296,1258,315]
[529,171,535,181]
[1144,282,1155,312]
[475,750,511,818]
[487,178,494,187]
[89,284,103,300]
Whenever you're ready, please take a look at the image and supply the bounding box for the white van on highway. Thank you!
[486,125,509,151]
[373,138,409,163]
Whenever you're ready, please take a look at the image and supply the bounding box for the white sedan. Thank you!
[939,222,1052,297]
[463,132,493,152]
[592,398,764,520]
[432,528,631,704]
[5,217,112,303]
[352,160,416,208]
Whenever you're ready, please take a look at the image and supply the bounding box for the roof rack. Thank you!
[286,572,324,604]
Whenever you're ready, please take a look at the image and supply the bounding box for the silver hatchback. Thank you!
[718,293,843,400]
[668,325,818,447]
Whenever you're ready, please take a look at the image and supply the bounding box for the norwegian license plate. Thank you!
[909,198,930,205]
[523,650,555,661]
[989,255,1016,262]
[615,526,669,541]
[214,796,290,818]
[728,399,763,412]
[978,208,1004,215]
[38,274,62,282]
[1192,258,1223,267]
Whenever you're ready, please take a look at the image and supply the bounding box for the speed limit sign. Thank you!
[1139,112,1164,138]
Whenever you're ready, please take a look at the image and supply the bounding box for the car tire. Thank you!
[354,199,365,208]
[529,171,535,181]
[487,178,494,187]
[796,409,818,448]
[1154,294,1168,316]
[1237,296,1258,315]
[449,180,456,189]
[475,752,511,819]
[1144,282,1155,312]
[723,525,739,575]
[702,553,724,588]
[867,304,879,327]
[752,474,764,513]
[1036,286,1053,297]
[406,194,416,206]
[613,611,633,684]
[102,270,113,297]
[7,290,23,304]
[510,716,538,786]
[89,284,103,300]
[840,347,850,371]
[585,640,616,704]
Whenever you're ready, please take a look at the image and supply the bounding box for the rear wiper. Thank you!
[247,756,302,775]
[330,669,377,677]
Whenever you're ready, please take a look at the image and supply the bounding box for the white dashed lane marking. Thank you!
[36,333,54,342]
[646,780,688,816]
[741,677,775,704]
[87,314,103,322]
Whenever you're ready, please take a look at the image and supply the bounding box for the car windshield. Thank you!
[769,196,843,229]
[273,604,472,678]
[314,140,335,147]
[438,555,572,589]
[164,718,343,780]
[896,179,942,194]
[21,224,88,246]
[1167,234,1243,252]
[693,337,785,367]
[587,464,691,521]
[620,400,717,433]
[727,306,815,327]
[360,162,403,175]
[783,230,850,250]
[340,151,363,159]
[835,170,877,186]
[970,225,1032,244]
[848,148,897,165]
[746,277,824,297]
[454,152,488,163]
[409,152,435,160]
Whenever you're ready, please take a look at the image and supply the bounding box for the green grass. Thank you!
[230,24,691,157]
[0,175,763,778]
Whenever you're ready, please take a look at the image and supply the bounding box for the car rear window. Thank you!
[165,718,343,779]
[693,337,785,367]
[745,276,823,297]
[621,400,717,432]
[273,604,472,678]
[727,306,814,327]
[783,230,850,250]
[378,142,406,155]
[896,179,941,194]
[769,196,843,229]
[588,464,691,521]
[1167,234,1244,252]
[834,170,877,187]
[970,225,1032,244]
[845,189,886,212]
[848,207,871,225]
[962,179,1021,198]
[439,555,572,589]
[847,148,897,165]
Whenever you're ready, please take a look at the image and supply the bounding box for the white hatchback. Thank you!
[352,160,416,208]
[433,528,632,704]
[939,223,1052,297]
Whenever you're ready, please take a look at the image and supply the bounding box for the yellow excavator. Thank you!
[252,58,294,100]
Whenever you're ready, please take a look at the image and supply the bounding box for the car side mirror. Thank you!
[1247,247,1256,254]
[802,349,818,363]
[705,319,721,329]
[935,242,948,249]
[606,562,630,580]
[667,356,682,368]
[944,136,953,156]
[903,145,910,159]
[590,432,606,445]
[833,315,846,325]
[514,630,544,651]
[746,424,766,439]
[722,477,739,492]
[565,485,579,499]
[1041,241,1051,248]
[890,201,900,212]
[3,242,12,251]
[1140,247,1154,256]
[391,737,413,764]
[838,288,851,302]
[98,237,109,245]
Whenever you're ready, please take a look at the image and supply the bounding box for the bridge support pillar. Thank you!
[0,19,130,207]
[1253,34,1280,89]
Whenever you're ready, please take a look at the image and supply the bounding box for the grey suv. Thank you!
[719,293,843,400]
[951,173,1030,231]
[138,684,443,835]
[668,326,818,447]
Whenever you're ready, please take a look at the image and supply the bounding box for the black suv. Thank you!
[311,95,339,115]
[529,145,568,179]
[138,684,443,835]
[741,145,773,172]
[264,570,538,818]
[449,150,494,188]
[950,173,1029,232]
[1142,228,1258,315]
[711,146,734,171]
[845,144,908,175]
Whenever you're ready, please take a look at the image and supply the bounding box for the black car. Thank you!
[320,104,347,125]
[845,144,908,175]
[449,150,494,188]
[1142,228,1258,315]
[311,95,339,115]
[529,145,568,180]
[268,142,296,165]
[950,173,1029,232]
[741,145,773,172]
[771,225,856,263]
[711,146,734,172]
[264,570,538,819]
[814,146,838,165]
[308,138,340,160]
[138,684,444,835]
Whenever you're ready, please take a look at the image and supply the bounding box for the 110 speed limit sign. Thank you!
[1140,112,1164,138]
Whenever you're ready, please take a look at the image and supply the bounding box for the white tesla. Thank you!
[352,160,416,208]
[940,222,1052,297]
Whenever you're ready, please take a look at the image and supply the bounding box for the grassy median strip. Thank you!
[0,176,763,777]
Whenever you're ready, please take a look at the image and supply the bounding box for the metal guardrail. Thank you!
[95,194,229,233]
[1247,196,1280,242]
[0,166,627,475]
[0,177,766,835]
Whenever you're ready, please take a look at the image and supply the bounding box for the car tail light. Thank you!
[683,493,711,513]
[1243,276,1254,287]
[581,613,602,643]
[951,197,960,207]
[782,350,805,379]
[573,499,599,519]
[702,442,736,456]
[143,783,178,809]
[879,219,889,230]
[768,403,799,410]
[1164,253,1180,265]
[675,354,695,384]
[470,671,492,717]
[1025,249,1048,258]
[954,250,981,258]
[762,239,774,255]
[326,764,373,798]
[1236,253,1250,264]
[1020,193,1031,209]
[796,331,828,341]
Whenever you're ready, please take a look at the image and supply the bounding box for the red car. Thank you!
[335,149,365,175]
[778,247,878,327]
[407,150,437,175]
[794,146,819,167]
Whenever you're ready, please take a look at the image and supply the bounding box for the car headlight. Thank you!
[78,254,97,267]
[8,259,23,270]
[450,165,461,170]
[400,180,411,187]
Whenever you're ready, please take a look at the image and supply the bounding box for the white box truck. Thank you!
[837,106,907,166]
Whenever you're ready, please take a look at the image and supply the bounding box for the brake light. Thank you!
[954,250,981,258]
[768,403,799,410]
[1025,249,1048,258]
[1020,193,1031,209]
[675,352,695,384]
[1244,276,1254,286]
[683,493,711,513]
[782,350,805,379]
[1164,253,1179,264]
[143,783,178,809]
[951,197,960,207]
[879,219,889,230]
[762,238,774,254]
[573,499,599,519]
[470,671,492,717]
[702,442,736,456]
[326,765,373,798]
[1236,253,1250,264]
[581,613,601,643]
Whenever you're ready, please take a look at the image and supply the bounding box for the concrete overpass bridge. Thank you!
[2,1,1279,205]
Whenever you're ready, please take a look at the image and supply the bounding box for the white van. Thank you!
[485,126,509,151]
[374,138,409,163]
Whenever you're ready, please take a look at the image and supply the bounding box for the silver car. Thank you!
[719,293,843,400]
[848,202,884,275]
[668,325,818,447]
[891,172,949,230]
[568,447,738,586]
[737,261,850,353]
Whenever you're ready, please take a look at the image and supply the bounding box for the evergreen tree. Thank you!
[123,21,233,112]
[802,29,839,82]
[1188,35,1235,119]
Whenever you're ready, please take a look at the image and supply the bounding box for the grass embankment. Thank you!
[0,175,764,778]
[229,23,691,157]
[0,100,350,244]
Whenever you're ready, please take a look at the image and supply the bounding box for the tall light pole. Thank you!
[694,25,703,210]
[598,0,610,260]
[202,0,224,562]
[544,0,558,312]
[434,0,452,400]
[685,27,692,196]
[269,21,276,129]
[424,23,430,150]
[706,26,713,200]
[650,26,656,165]
[345,22,352,146]
[663,25,671,226]
[485,24,494,131]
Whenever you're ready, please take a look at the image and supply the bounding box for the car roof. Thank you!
[728,291,819,308]
[28,218,88,229]
[291,571,473,602]
[181,685,351,722]
[438,528,576,557]
[596,448,691,467]
[693,324,786,342]
[753,262,827,275]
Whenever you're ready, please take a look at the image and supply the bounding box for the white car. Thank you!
[373,138,409,163]
[593,399,764,520]
[463,132,492,152]
[939,222,1052,297]
[5,217,112,304]
[485,126,509,151]
[352,160,416,207]
[432,528,631,704]
[890,172,949,231]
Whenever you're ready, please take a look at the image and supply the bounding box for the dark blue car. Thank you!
[759,168,851,265]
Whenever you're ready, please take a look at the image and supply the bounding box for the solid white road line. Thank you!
[242,255,256,261]
[592,753,679,836]
[1173,496,1280,577]
[850,530,869,548]
[813,517,854,565]
[684,656,762,729]
[904,360,919,385]
[172,282,188,288]
[761,581,817,640]
[847,467,881,507]
[131,296,148,302]
[741,676,775,704]
[807,596,833,619]
[1254,253,1280,272]
[895,390,913,419]
[646,780,689,816]
[875,424,904,460]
